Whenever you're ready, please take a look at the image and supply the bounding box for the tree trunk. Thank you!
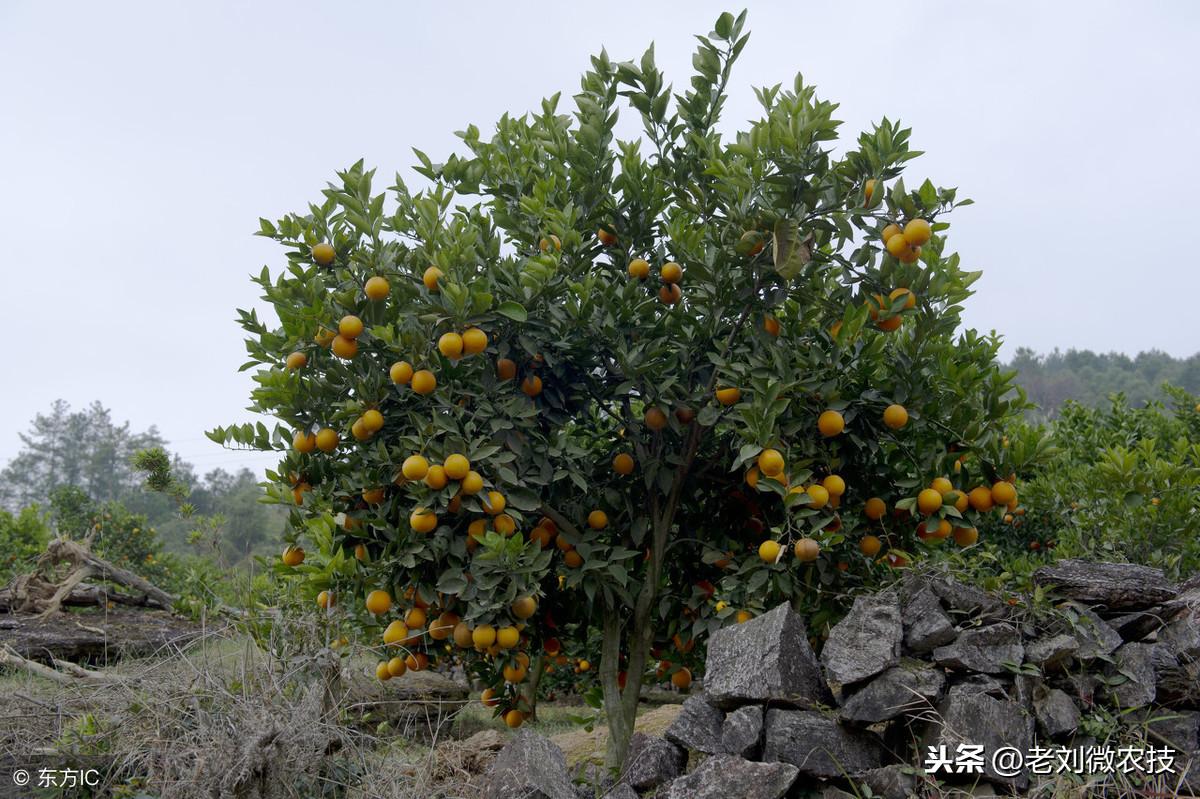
[523,651,545,721]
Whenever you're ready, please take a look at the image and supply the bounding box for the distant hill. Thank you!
[1005,348,1200,416]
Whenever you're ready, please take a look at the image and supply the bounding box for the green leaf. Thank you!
[497,301,528,322]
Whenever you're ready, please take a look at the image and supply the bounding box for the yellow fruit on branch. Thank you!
[438,332,464,360]
[521,375,543,397]
[715,387,742,406]
[821,474,846,497]
[903,218,932,246]
[411,370,437,395]
[597,228,617,246]
[361,409,384,432]
[331,334,358,359]
[365,590,392,615]
[315,428,339,453]
[312,242,336,266]
[587,510,609,530]
[375,661,392,681]
[757,540,781,563]
[390,361,414,385]
[281,546,305,567]
[864,497,887,521]
[364,275,390,300]
[387,656,407,678]
[917,488,944,516]
[612,453,635,475]
[339,315,364,339]
[383,620,409,646]
[644,407,668,431]
[658,284,682,305]
[461,327,488,355]
[793,537,820,562]
[628,258,650,279]
[410,508,438,533]
[990,480,1017,506]
[817,410,845,437]
[883,404,909,430]
[402,455,430,481]
[483,491,506,515]
[286,352,307,370]
[660,262,682,284]
[511,595,538,619]
[859,534,882,557]
[293,430,316,453]
[422,266,444,291]
[461,470,484,495]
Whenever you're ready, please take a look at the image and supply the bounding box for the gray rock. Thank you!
[620,733,685,791]
[933,623,1024,674]
[722,705,764,759]
[925,685,1034,790]
[705,602,832,709]
[859,765,922,799]
[1105,642,1157,709]
[821,591,902,686]
[1025,633,1079,672]
[1153,642,1200,707]
[484,730,575,799]
[599,784,638,799]
[1159,606,1200,660]
[1064,673,1101,709]
[902,586,958,654]
[762,709,886,778]
[926,575,1008,620]
[664,695,725,754]
[1034,687,1080,738]
[664,754,798,799]
[840,661,946,724]
[1061,603,1123,659]
[1105,608,1168,641]
[1012,674,1039,707]
[952,674,1009,698]
[1033,559,1177,610]
[1142,709,1200,752]
[571,762,613,798]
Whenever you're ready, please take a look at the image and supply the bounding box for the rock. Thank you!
[1064,673,1101,710]
[600,784,638,799]
[821,591,902,686]
[1105,642,1157,709]
[1033,560,1177,610]
[664,754,798,799]
[1034,687,1080,738]
[1159,606,1200,660]
[704,602,831,709]
[1143,709,1200,753]
[664,695,726,754]
[1105,608,1168,641]
[952,674,1009,698]
[620,733,686,792]
[1153,643,1200,707]
[722,705,764,759]
[484,730,575,799]
[572,762,613,798]
[901,586,957,655]
[859,765,922,799]
[1025,633,1079,672]
[762,709,886,778]
[1061,603,1123,660]
[926,575,1008,620]
[933,623,1024,674]
[840,661,946,724]
[925,685,1033,790]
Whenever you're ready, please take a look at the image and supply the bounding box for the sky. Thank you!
[2,1,1198,477]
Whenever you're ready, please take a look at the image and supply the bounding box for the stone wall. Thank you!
[483,560,1200,798]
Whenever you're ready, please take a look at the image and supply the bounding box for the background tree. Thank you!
[220,11,1038,767]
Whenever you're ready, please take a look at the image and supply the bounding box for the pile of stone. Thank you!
[483,560,1200,798]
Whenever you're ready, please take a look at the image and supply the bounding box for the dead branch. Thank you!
[0,644,115,685]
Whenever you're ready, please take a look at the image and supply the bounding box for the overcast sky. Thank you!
[2,1,1198,477]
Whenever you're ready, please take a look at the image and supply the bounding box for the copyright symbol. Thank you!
[992,746,1024,777]
[13,769,30,785]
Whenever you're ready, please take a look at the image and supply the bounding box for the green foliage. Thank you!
[0,504,51,583]
[48,486,177,587]
[1008,347,1200,417]
[1011,386,1200,578]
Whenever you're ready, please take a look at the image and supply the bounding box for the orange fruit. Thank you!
[493,514,516,536]
[503,661,527,682]
[411,370,437,395]
[946,490,969,513]
[281,545,305,567]
[521,375,543,397]
[864,497,886,521]
[312,242,335,266]
[659,283,682,305]
[452,622,474,649]
[429,612,459,641]
[404,607,427,630]
[354,543,368,561]
[745,467,761,489]
[991,481,1017,506]
[483,491,506,515]
[880,223,901,244]
[889,287,916,310]
[563,550,583,568]
[362,487,386,504]
[817,410,845,437]
[587,510,608,530]
[763,315,781,336]
[597,228,617,246]
[612,453,635,475]
[504,709,525,729]
[758,540,781,563]
[402,455,430,481]
[286,351,307,370]
[859,534,882,557]
[876,315,902,332]
[339,315,364,339]
[511,596,537,619]
[438,332,464,360]
[660,262,682,284]
[461,470,484,495]
[410,508,438,533]
[644,407,668,431]
[864,179,877,204]
[917,488,943,516]
[389,361,414,384]
[903,218,932,246]
[953,526,979,547]
[422,464,448,490]
[628,258,650,279]
[930,477,954,495]
[968,486,995,512]
[885,233,911,258]
[422,266,443,291]
[496,358,517,381]
[480,687,501,708]
[376,661,392,681]
[404,653,428,672]
[822,474,845,497]
[805,484,830,510]
[314,327,335,348]
[539,234,562,252]
[671,667,693,690]
[461,328,488,355]
[315,428,339,453]
[365,590,392,615]
[364,276,390,300]
[361,409,384,432]
[715,387,742,406]
[883,404,908,430]
[383,620,409,645]
[387,657,408,678]
[496,626,520,649]
[293,430,316,453]
[351,418,371,442]
[331,334,358,359]
[472,625,497,649]
[443,454,470,481]
[316,590,333,609]
[793,537,820,562]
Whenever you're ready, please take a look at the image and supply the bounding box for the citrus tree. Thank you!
[214,11,1033,767]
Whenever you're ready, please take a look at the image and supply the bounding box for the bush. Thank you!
[0,505,51,584]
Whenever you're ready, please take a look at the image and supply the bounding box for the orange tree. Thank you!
[213,11,1033,767]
